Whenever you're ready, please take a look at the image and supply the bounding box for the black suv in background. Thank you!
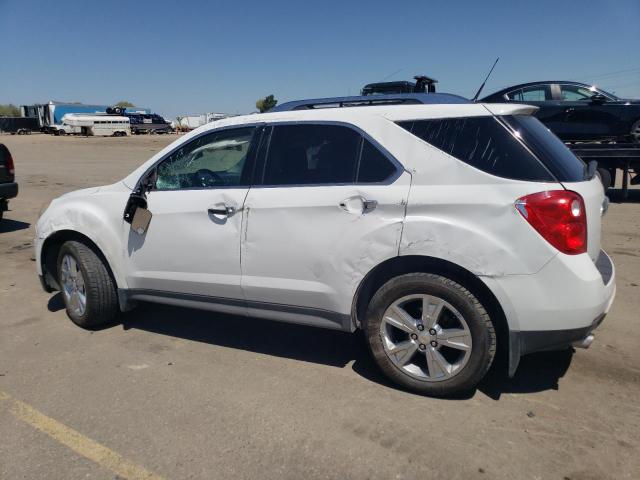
[127,113,172,134]
[0,144,18,221]
[482,81,640,143]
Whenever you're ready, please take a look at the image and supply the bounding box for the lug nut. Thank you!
[410,333,418,340]
[417,324,424,331]
[419,344,426,350]
[430,340,438,347]
[429,328,437,335]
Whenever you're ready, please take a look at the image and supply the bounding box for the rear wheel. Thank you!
[364,273,496,396]
[57,241,119,328]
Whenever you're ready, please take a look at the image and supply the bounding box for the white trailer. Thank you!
[176,113,235,131]
[53,114,131,137]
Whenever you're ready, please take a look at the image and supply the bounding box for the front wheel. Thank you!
[364,273,496,396]
[57,241,119,328]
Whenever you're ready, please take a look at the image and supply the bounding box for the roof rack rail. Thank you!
[270,93,469,112]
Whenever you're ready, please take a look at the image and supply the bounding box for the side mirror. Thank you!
[591,94,607,104]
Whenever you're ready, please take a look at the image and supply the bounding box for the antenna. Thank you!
[379,68,404,82]
[471,57,499,102]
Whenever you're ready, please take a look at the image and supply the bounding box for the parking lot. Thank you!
[1,134,639,479]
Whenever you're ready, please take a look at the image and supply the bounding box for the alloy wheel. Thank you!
[60,254,87,317]
[379,294,472,381]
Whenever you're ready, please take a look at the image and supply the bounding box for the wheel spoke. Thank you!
[70,256,78,278]
[75,272,85,290]
[76,290,86,315]
[69,291,79,312]
[425,347,451,379]
[438,328,472,351]
[384,305,417,334]
[387,341,418,366]
[63,255,72,275]
[422,296,444,329]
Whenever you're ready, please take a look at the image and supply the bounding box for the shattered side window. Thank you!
[398,117,554,182]
[155,127,255,189]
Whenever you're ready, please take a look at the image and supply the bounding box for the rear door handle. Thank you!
[208,205,237,216]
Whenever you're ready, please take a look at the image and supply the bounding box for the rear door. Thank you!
[241,123,410,322]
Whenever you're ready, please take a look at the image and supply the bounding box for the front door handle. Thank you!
[339,196,378,214]
[208,205,237,216]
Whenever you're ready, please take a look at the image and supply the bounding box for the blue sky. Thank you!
[1,0,639,119]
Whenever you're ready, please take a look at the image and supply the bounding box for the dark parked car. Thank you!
[126,113,172,134]
[482,81,640,143]
[0,144,18,221]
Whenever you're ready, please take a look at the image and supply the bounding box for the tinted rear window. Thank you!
[500,115,586,182]
[398,117,554,182]
[263,124,361,185]
[357,139,397,182]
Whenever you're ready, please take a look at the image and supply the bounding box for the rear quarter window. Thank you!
[398,117,555,182]
[500,115,586,182]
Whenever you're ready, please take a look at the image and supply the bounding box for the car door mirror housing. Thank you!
[590,94,607,104]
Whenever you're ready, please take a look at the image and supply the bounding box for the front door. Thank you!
[241,123,411,323]
[125,126,258,299]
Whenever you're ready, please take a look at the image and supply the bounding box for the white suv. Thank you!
[35,95,616,396]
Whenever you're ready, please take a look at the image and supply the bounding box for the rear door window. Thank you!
[261,124,398,186]
[507,85,551,102]
[262,124,360,185]
[357,139,398,183]
[398,117,555,182]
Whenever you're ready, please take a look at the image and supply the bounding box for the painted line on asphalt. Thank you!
[0,390,163,480]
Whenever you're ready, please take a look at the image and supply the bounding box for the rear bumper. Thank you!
[0,182,18,201]
[483,249,616,376]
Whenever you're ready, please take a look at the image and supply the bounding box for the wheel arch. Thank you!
[352,255,510,367]
[40,230,120,293]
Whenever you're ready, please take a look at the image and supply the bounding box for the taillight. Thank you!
[5,149,14,177]
[515,190,587,255]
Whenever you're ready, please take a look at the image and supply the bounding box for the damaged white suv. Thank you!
[35,94,616,396]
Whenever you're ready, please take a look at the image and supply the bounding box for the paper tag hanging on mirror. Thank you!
[131,207,152,235]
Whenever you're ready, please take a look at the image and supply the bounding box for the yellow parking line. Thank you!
[0,390,163,480]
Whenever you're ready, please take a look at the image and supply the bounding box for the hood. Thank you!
[56,181,131,201]
[57,186,102,200]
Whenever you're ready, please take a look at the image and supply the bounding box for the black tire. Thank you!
[58,130,66,136]
[364,273,496,397]
[57,241,119,328]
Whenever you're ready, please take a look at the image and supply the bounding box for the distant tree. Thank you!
[255,95,278,113]
[115,101,135,108]
[0,104,21,117]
